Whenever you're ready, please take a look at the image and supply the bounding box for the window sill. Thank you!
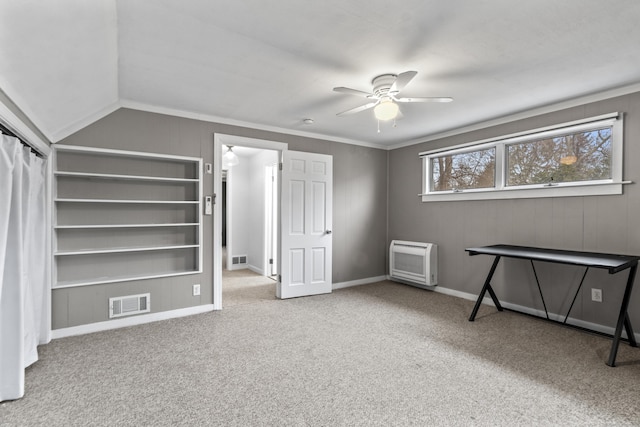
[420,181,630,202]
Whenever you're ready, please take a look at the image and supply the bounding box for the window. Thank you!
[506,127,611,186]
[431,147,495,191]
[421,113,624,201]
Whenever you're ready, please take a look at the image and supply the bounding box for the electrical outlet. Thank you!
[591,288,602,302]
[193,284,201,296]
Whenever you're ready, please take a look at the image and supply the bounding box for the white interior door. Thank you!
[278,150,333,299]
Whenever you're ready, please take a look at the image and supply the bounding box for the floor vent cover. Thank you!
[109,293,150,318]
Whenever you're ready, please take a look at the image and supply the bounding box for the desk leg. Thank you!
[607,263,637,367]
[624,313,637,347]
[469,256,503,321]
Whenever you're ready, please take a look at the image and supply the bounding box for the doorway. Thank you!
[213,135,288,310]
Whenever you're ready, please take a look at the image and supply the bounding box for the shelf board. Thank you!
[55,223,200,229]
[55,170,198,182]
[55,244,199,256]
[55,198,199,204]
[53,270,202,289]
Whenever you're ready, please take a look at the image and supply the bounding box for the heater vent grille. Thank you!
[394,252,425,276]
[232,255,247,265]
[109,293,150,318]
[389,240,438,289]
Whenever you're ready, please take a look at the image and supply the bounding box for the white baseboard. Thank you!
[433,285,640,342]
[51,304,215,339]
[333,275,388,290]
[247,264,265,276]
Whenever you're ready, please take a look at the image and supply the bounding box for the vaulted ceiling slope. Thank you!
[2,0,640,148]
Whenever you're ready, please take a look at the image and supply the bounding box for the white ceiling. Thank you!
[2,0,640,149]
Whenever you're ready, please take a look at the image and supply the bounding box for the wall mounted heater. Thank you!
[389,240,438,289]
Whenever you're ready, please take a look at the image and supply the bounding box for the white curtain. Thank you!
[0,133,49,402]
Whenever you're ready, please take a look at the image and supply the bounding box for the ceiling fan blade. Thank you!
[333,87,374,98]
[389,71,418,95]
[336,101,378,116]
[395,96,453,103]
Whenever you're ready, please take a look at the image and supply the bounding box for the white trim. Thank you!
[421,181,626,202]
[218,134,287,152]
[51,304,214,339]
[43,150,53,344]
[213,134,289,310]
[247,265,265,276]
[421,114,624,202]
[53,270,201,289]
[54,170,199,182]
[213,136,223,310]
[0,98,50,156]
[391,82,640,150]
[418,113,618,157]
[122,100,388,150]
[433,286,640,342]
[55,244,199,256]
[49,101,121,143]
[54,143,201,162]
[332,275,388,290]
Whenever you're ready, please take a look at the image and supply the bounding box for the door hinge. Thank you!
[213,193,217,204]
[279,162,283,171]
[278,274,282,282]
[269,258,273,265]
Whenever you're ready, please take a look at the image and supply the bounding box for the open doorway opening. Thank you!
[213,135,288,310]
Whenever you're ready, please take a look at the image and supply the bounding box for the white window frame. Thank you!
[420,113,627,202]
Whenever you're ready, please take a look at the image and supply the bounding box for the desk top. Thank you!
[466,244,640,274]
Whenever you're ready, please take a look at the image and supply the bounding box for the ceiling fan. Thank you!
[333,71,452,122]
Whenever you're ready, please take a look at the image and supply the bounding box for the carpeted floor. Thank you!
[222,267,277,308]
[2,281,640,426]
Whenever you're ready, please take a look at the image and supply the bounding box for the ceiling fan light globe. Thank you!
[374,99,399,121]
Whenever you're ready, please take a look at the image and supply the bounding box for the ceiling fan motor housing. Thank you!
[372,74,397,98]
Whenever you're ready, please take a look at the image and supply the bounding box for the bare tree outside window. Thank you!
[506,128,611,186]
[432,147,495,191]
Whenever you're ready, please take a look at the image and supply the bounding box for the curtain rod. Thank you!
[0,122,44,158]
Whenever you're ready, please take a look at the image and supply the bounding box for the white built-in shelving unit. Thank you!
[52,144,203,289]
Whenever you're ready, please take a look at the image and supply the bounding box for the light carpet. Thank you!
[2,281,640,426]
[222,268,276,308]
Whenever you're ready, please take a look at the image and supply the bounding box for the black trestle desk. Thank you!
[466,244,639,367]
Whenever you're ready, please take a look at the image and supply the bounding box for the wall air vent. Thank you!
[232,255,247,265]
[109,293,150,319]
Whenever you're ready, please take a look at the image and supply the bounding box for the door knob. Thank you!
[326,230,332,234]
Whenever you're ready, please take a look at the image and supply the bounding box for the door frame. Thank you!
[265,163,278,277]
[213,134,287,310]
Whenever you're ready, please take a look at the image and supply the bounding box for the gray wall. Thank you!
[54,108,388,328]
[388,91,640,329]
[212,122,389,284]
